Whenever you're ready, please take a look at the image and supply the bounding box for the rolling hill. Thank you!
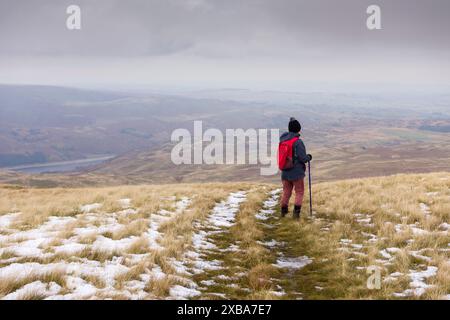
[1,85,450,187]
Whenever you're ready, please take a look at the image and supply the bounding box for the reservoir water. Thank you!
[3,156,115,174]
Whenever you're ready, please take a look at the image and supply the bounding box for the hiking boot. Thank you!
[293,205,301,219]
[281,206,288,217]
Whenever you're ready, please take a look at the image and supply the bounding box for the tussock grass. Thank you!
[0,270,66,297]
[127,236,151,254]
[80,274,106,289]
[145,276,172,297]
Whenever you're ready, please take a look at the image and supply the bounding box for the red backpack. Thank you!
[278,136,299,170]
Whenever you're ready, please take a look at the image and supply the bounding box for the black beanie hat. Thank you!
[288,117,301,133]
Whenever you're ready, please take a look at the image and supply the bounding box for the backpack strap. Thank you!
[292,136,300,163]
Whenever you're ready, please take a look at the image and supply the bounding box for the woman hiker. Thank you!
[279,117,312,219]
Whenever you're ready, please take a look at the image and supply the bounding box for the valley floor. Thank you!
[0,173,449,300]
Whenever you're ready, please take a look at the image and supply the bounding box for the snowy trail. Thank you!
[0,197,192,300]
[148,197,191,250]
[256,189,315,299]
[174,191,247,299]
[182,188,312,299]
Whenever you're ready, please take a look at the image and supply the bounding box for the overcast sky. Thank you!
[0,0,449,91]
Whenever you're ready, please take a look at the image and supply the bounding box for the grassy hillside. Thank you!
[2,85,450,188]
[0,172,448,299]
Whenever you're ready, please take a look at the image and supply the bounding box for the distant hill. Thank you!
[1,85,450,186]
[0,84,296,167]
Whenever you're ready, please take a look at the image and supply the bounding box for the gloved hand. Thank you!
[307,154,312,161]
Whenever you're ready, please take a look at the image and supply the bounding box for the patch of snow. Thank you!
[0,213,20,229]
[255,189,280,221]
[223,244,240,252]
[80,203,102,213]
[270,188,282,195]
[169,285,201,299]
[200,280,216,286]
[2,281,61,300]
[11,239,46,256]
[355,213,373,226]
[393,266,438,297]
[410,250,432,262]
[147,197,191,250]
[0,216,78,258]
[315,286,324,291]
[118,198,131,208]
[53,243,86,255]
[395,223,429,236]
[259,239,285,248]
[269,290,286,296]
[386,247,401,254]
[0,262,63,280]
[439,223,450,231]
[358,218,372,224]
[175,197,191,213]
[380,249,392,260]
[147,217,165,250]
[117,208,137,215]
[419,203,431,216]
[0,253,158,299]
[361,232,378,243]
[149,265,167,281]
[191,259,223,273]
[59,276,99,299]
[410,226,429,236]
[91,235,138,253]
[274,256,312,269]
[192,230,217,251]
[383,272,403,283]
[390,272,404,277]
[168,258,191,276]
[208,192,246,228]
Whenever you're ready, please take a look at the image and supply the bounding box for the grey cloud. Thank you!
[0,0,449,57]
[0,0,449,88]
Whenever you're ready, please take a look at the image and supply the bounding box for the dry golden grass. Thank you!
[0,173,448,300]
[145,276,172,297]
[0,182,251,299]
[284,171,450,299]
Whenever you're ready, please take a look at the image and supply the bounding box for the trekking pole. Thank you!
[308,160,312,217]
